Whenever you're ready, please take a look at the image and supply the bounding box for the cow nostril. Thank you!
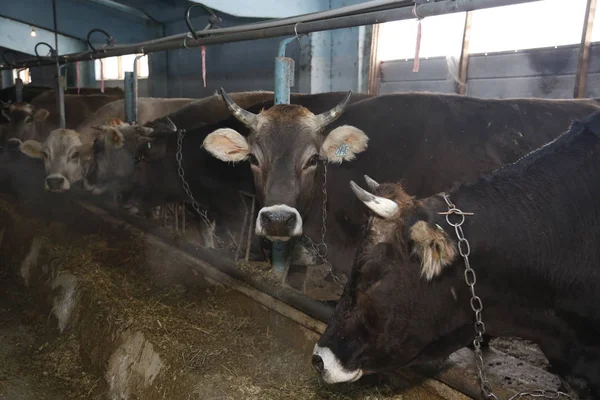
[261,211,274,225]
[46,177,65,188]
[312,355,324,374]
[284,212,296,226]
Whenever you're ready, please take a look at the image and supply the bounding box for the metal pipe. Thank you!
[123,71,135,123]
[132,54,145,122]
[0,0,543,71]
[52,0,65,129]
[14,78,23,102]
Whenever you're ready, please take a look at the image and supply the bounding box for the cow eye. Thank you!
[304,154,319,169]
[70,152,80,160]
[248,153,259,166]
[25,116,33,124]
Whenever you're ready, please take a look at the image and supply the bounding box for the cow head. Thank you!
[312,177,469,384]
[203,89,368,240]
[19,129,87,192]
[2,103,50,149]
[83,118,173,197]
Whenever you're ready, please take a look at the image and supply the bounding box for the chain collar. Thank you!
[302,161,344,287]
[439,193,571,400]
[176,129,222,245]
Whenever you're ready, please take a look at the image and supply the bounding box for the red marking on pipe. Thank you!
[413,20,422,72]
[100,59,105,93]
[76,62,81,95]
[201,46,207,88]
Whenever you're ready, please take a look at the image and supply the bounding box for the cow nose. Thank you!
[312,355,324,374]
[261,210,296,227]
[46,176,64,190]
[6,139,20,151]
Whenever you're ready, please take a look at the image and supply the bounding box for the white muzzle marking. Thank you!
[45,173,70,192]
[255,204,303,238]
[313,345,363,384]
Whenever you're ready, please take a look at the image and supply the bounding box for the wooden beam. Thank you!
[457,11,473,95]
[574,0,598,98]
[367,23,381,95]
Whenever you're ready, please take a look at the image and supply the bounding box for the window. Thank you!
[12,68,32,84]
[376,13,467,62]
[468,0,587,54]
[376,0,595,62]
[95,54,148,80]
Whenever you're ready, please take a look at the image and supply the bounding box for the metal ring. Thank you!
[34,42,55,60]
[87,28,115,53]
[185,3,221,41]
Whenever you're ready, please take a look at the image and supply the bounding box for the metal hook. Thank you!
[2,49,18,69]
[87,28,115,53]
[185,3,221,41]
[183,35,190,49]
[34,42,56,60]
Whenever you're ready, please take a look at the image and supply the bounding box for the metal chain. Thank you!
[176,130,222,246]
[441,194,572,400]
[303,161,344,286]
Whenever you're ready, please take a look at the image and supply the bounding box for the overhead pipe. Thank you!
[0,0,543,71]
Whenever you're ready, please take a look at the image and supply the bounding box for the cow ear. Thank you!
[203,128,250,162]
[19,140,44,159]
[106,128,124,148]
[108,118,126,126]
[410,221,457,281]
[33,108,50,122]
[321,125,368,164]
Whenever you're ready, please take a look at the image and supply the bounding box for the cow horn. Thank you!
[350,181,399,219]
[219,88,259,130]
[315,91,352,129]
[364,175,379,191]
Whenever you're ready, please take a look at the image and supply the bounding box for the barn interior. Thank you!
[0,0,598,399]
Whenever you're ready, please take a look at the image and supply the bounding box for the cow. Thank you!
[0,92,122,151]
[84,91,371,209]
[17,97,195,192]
[202,90,600,281]
[311,110,600,400]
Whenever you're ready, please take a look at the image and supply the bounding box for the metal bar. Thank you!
[132,54,145,122]
[0,0,543,71]
[457,11,472,95]
[52,0,65,129]
[574,0,597,98]
[245,196,255,263]
[367,23,381,95]
[235,192,249,262]
[15,78,23,102]
[124,72,135,123]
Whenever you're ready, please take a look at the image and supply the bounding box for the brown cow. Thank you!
[1,92,121,150]
[19,97,196,192]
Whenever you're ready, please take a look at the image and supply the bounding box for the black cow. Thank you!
[203,91,600,280]
[312,112,600,399]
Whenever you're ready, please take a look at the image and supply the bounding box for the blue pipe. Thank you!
[272,36,297,281]
[124,72,135,123]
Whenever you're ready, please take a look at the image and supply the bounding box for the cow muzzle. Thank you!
[255,205,302,240]
[45,174,70,192]
[312,345,363,384]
